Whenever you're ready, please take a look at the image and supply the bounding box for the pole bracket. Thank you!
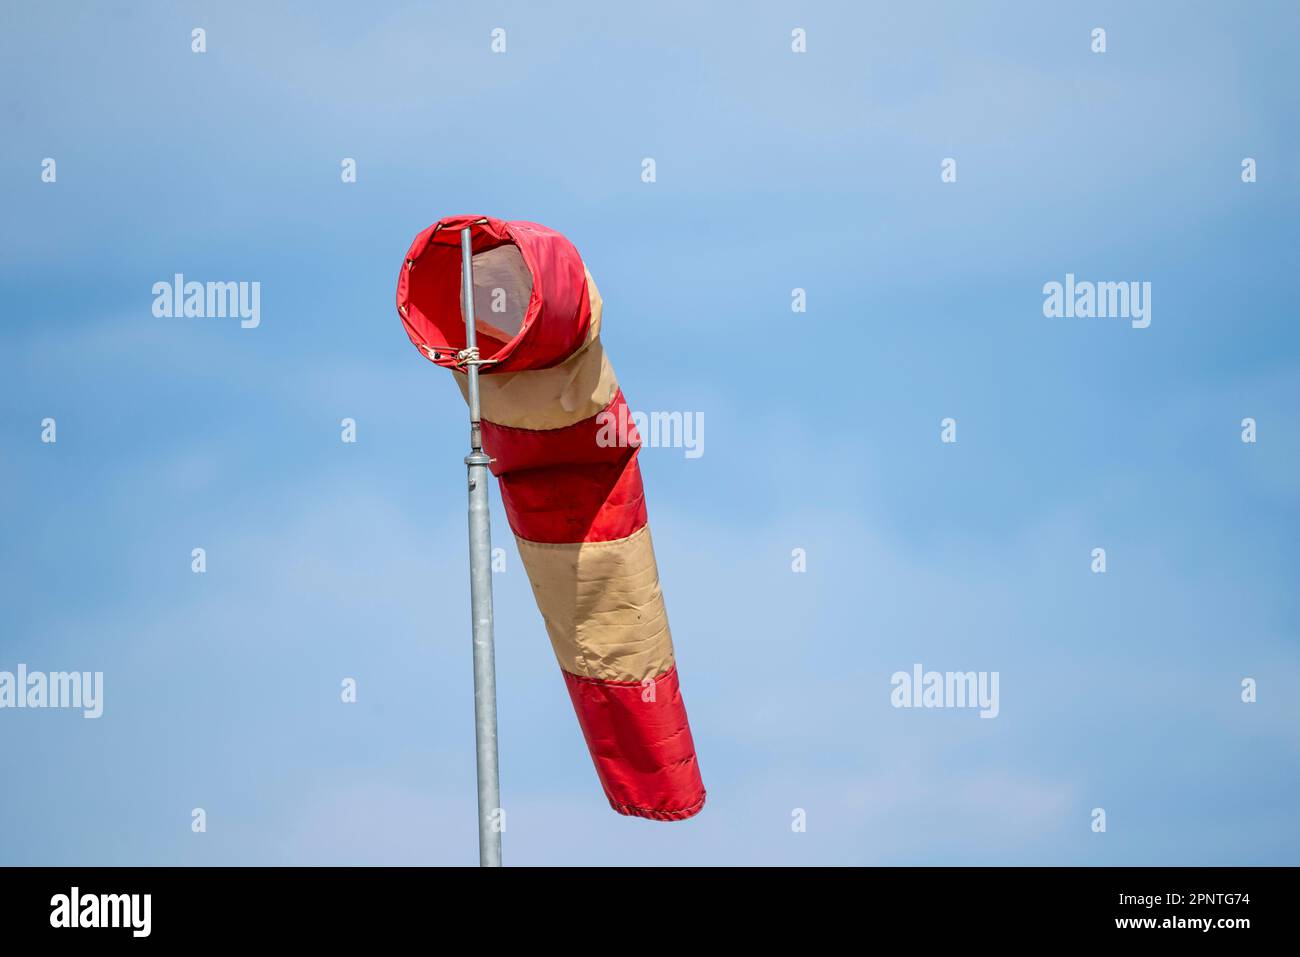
[453,346,500,369]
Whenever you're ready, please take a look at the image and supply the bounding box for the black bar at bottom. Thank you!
[0,866,1283,942]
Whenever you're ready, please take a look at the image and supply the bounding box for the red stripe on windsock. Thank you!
[562,665,706,821]
[480,390,647,544]
[498,456,647,544]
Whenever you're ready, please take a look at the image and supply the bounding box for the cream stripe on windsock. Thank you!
[515,525,675,683]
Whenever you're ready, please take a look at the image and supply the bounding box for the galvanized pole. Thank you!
[460,226,502,867]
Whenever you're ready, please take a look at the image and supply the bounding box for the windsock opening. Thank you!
[397,215,592,374]
[466,245,531,343]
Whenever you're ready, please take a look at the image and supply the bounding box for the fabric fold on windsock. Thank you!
[397,215,705,821]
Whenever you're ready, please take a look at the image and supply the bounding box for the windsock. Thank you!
[396,215,705,821]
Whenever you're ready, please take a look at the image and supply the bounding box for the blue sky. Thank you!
[2,0,1298,865]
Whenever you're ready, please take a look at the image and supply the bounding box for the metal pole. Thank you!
[461,226,502,867]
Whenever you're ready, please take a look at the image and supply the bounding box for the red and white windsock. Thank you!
[396,215,705,821]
